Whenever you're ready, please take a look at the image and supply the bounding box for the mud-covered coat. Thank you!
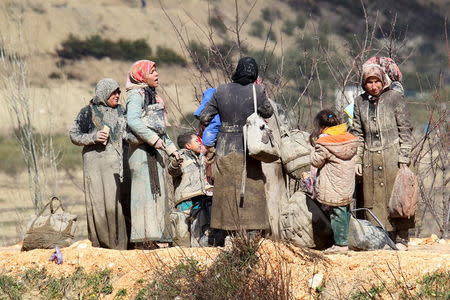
[352,90,414,231]
[127,89,176,242]
[311,127,358,207]
[168,149,213,206]
[199,82,273,231]
[69,80,128,250]
[200,83,273,156]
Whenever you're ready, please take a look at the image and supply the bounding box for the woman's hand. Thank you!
[355,164,363,176]
[95,130,108,143]
[153,138,166,150]
[399,163,408,169]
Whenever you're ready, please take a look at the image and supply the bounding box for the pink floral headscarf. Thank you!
[364,56,403,82]
[125,60,169,122]
[125,60,156,91]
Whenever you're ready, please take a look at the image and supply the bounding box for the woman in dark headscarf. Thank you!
[352,64,414,246]
[69,78,128,249]
[200,57,274,236]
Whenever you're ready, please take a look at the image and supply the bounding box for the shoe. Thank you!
[224,235,233,250]
[395,243,408,251]
[325,245,348,252]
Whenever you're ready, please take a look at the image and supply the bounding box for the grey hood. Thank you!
[91,78,120,105]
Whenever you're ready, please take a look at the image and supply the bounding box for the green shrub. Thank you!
[249,20,265,38]
[136,234,294,300]
[295,14,306,29]
[20,267,113,299]
[0,274,24,300]
[209,15,227,34]
[261,7,280,23]
[267,28,277,42]
[155,46,187,66]
[57,34,152,61]
[188,41,210,71]
[209,40,236,72]
[187,40,236,73]
[351,285,384,300]
[417,271,450,299]
[282,19,296,36]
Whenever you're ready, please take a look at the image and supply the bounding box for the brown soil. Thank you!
[0,238,448,299]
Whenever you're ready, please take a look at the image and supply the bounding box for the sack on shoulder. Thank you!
[22,197,77,251]
[279,191,333,249]
[279,130,311,179]
[388,166,418,218]
[244,84,280,163]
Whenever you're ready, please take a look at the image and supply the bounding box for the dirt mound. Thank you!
[0,238,449,299]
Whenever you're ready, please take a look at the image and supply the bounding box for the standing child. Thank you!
[310,109,359,251]
[168,132,214,247]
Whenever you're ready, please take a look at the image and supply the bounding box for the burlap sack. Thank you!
[280,191,333,249]
[22,197,77,251]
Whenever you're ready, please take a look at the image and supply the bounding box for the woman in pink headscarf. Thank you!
[125,60,180,246]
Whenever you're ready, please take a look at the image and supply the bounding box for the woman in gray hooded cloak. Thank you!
[69,78,128,250]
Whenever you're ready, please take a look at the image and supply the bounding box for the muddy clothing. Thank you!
[352,90,414,232]
[311,124,358,207]
[69,79,128,250]
[168,149,213,207]
[200,83,273,231]
[127,89,176,243]
[262,100,290,239]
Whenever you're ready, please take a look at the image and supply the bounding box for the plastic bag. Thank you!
[348,208,397,251]
[388,166,418,218]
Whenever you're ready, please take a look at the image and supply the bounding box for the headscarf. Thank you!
[91,78,120,106]
[125,60,167,114]
[125,60,156,91]
[231,57,259,85]
[364,56,402,82]
[361,64,392,94]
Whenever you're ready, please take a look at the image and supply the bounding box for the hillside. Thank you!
[0,0,448,134]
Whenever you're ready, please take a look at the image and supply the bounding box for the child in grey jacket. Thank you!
[168,132,213,247]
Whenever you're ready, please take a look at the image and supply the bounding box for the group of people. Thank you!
[69,55,414,251]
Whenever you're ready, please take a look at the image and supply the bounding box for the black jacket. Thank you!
[199,83,273,156]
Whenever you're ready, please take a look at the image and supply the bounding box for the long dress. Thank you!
[352,89,414,233]
[200,83,274,231]
[69,103,128,249]
[126,89,177,242]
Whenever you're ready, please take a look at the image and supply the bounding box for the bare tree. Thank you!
[0,2,61,212]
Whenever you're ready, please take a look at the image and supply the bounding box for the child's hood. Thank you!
[316,123,359,160]
[194,88,216,117]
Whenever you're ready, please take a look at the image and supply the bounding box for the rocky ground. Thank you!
[0,236,448,299]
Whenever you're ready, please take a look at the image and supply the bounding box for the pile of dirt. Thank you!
[0,238,448,299]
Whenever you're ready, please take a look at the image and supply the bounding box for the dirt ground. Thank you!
[0,237,448,299]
